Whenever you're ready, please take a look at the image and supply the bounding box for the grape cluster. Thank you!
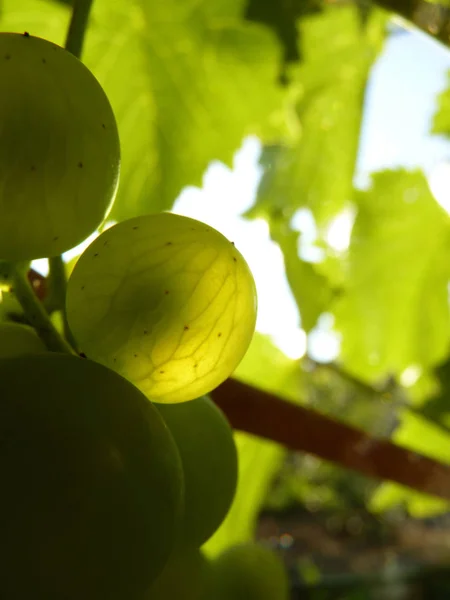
[0,32,288,599]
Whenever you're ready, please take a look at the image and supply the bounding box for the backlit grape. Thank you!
[0,32,120,260]
[210,543,290,600]
[0,353,183,600]
[157,396,238,547]
[66,213,257,403]
[146,548,213,600]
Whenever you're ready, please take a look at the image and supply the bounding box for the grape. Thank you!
[0,32,120,260]
[210,543,290,600]
[0,353,183,600]
[146,548,213,600]
[66,213,257,403]
[157,396,238,547]
[0,322,46,357]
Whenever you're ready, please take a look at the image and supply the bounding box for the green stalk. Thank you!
[43,0,95,350]
[64,0,94,59]
[9,264,74,354]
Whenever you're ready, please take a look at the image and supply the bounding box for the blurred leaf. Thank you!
[234,332,303,401]
[83,0,286,221]
[271,225,332,332]
[202,432,286,557]
[247,6,387,227]
[244,0,322,66]
[0,0,69,42]
[432,70,450,136]
[370,412,450,517]
[335,169,450,381]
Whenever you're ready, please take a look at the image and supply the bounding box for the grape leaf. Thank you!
[82,0,286,220]
[247,6,387,227]
[335,169,450,381]
[432,70,450,136]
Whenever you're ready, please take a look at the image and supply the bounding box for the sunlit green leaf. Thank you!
[432,70,450,136]
[335,169,450,381]
[247,6,387,227]
[83,0,286,220]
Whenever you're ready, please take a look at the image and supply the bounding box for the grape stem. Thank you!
[43,0,95,350]
[47,256,79,350]
[9,264,74,354]
[64,0,94,59]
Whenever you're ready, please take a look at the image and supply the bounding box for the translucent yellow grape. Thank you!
[66,213,257,403]
[0,32,120,260]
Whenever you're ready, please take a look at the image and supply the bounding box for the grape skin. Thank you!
[0,33,120,260]
[210,543,290,600]
[66,213,257,404]
[146,548,213,600]
[0,353,183,600]
[157,396,238,547]
[0,322,46,357]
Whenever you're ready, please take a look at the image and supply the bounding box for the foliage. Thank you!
[3,0,450,592]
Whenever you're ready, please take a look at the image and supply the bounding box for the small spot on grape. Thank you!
[166,241,173,246]
[231,241,235,246]
[132,226,139,230]
[164,290,170,295]
[53,236,59,241]
[218,332,222,337]
[81,285,85,291]
[190,228,196,231]
[113,358,117,363]
[30,165,36,172]
[42,58,46,64]
[184,325,190,331]
[143,330,148,335]
[101,123,106,129]
[194,363,198,368]
[93,253,99,258]
[23,32,30,38]
[78,161,83,168]
[134,354,138,358]
[4,54,11,60]
[79,352,87,359]
[160,370,165,374]
[233,257,237,262]
[103,240,109,247]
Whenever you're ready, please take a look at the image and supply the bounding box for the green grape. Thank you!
[66,213,257,403]
[146,548,213,600]
[0,353,183,600]
[0,322,46,357]
[0,32,120,260]
[157,396,238,547]
[210,543,290,600]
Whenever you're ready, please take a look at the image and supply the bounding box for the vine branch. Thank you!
[211,378,450,501]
